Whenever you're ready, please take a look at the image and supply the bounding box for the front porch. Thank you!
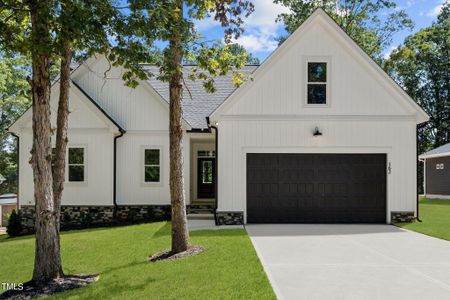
[188,136,216,220]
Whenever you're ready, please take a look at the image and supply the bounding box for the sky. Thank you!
[194,0,448,62]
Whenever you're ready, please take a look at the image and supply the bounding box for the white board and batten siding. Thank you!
[12,82,117,206]
[210,10,428,223]
[115,131,190,205]
[73,56,190,205]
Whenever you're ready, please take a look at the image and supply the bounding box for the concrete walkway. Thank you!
[247,224,450,300]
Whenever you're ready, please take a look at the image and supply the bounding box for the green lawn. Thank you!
[0,222,275,299]
[397,197,450,241]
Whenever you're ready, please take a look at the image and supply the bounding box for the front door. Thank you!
[197,157,215,199]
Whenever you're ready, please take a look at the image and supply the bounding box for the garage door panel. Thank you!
[247,153,386,223]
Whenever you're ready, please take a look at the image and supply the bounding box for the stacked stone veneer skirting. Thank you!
[215,211,244,225]
[19,205,171,234]
[391,211,415,223]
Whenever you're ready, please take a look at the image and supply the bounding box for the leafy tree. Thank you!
[385,3,449,193]
[275,0,413,60]
[127,0,254,254]
[385,3,449,148]
[0,0,150,284]
[184,43,260,65]
[227,43,260,64]
[0,53,30,194]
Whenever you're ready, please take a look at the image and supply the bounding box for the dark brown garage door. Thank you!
[247,154,386,223]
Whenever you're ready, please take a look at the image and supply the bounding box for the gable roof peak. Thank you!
[209,7,429,123]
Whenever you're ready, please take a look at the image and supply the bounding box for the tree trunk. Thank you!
[169,1,189,254]
[53,42,71,227]
[51,41,71,277]
[29,0,63,283]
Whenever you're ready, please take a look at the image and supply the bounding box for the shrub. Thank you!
[7,209,23,236]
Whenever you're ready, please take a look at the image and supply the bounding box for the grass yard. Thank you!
[0,222,275,300]
[397,197,450,241]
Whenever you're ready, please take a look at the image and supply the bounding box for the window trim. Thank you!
[65,145,87,185]
[141,146,163,186]
[303,56,331,107]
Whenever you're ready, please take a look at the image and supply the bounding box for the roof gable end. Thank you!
[8,81,122,134]
[210,8,429,124]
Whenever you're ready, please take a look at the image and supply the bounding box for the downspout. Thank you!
[113,129,125,219]
[207,117,219,225]
[10,132,20,211]
[416,123,427,222]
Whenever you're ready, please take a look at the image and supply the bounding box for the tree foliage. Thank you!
[227,43,260,64]
[385,3,449,151]
[275,0,413,60]
[125,1,254,89]
[184,43,260,66]
[0,53,30,194]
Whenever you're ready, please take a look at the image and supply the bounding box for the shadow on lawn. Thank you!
[101,261,150,276]
[190,229,247,238]
[151,222,171,238]
[1,221,248,244]
[152,221,247,238]
[0,224,129,242]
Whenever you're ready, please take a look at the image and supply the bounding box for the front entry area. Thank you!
[190,139,216,206]
[247,153,387,223]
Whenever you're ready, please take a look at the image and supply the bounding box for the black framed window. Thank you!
[68,147,85,182]
[144,149,160,182]
[307,62,327,104]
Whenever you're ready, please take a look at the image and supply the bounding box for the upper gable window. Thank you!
[307,62,328,105]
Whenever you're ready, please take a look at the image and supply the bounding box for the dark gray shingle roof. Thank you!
[420,142,450,159]
[142,65,258,129]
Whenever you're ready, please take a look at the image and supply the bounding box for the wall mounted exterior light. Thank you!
[313,126,322,137]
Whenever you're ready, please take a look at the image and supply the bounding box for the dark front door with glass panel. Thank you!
[197,158,215,199]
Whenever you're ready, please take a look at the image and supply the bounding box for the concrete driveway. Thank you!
[246,224,450,300]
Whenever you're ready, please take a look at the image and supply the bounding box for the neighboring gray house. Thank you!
[8,10,429,231]
[419,143,450,199]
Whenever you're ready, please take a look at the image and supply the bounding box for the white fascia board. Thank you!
[419,153,450,160]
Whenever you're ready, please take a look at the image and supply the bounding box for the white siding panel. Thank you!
[116,132,190,205]
[73,57,169,131]
[21,83,116,130]
[19,130,114,206]
[218,119,417,222]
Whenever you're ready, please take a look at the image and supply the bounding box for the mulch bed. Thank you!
[0,274,99,300]
[149,246,206,262]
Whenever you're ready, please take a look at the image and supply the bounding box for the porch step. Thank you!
[191,200,215,206]
[188,204,215,215]
[187,213,215,220]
